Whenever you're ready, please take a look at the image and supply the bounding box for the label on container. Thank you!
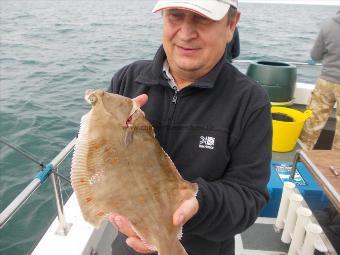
[272,162,307,186]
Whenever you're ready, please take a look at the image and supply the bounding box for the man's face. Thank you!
[162,8,238,80]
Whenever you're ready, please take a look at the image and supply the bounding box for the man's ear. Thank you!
[226,11,241,43]
[230,11,240,31]
[235,11,241,24]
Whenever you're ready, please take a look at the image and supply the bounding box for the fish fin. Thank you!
[71,113,105,227]
[177,226,183,240]
[123,127,134,147]
[130,225,157,251]
[158,238,188,255]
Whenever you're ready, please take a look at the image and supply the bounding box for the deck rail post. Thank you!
[0,138,76,229]
[51,168,72,235]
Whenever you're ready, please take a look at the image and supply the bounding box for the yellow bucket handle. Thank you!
[303,110,313,120]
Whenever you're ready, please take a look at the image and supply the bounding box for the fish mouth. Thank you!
[126,101,142,127]
[85,89,97,105]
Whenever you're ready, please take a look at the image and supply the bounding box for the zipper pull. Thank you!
[172,90,178,104]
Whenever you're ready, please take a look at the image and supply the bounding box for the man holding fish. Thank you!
[109,0,272,254]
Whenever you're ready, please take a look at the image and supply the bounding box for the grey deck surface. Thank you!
[236,143,302,254]
[241,223,289,252]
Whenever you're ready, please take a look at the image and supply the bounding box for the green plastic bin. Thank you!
[246,61,297,105]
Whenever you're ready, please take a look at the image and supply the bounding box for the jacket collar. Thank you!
[135,45,229,89]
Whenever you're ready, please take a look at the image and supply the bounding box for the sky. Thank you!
[239,0,340,5]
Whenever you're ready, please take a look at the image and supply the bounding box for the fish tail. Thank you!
[158,239,188,255]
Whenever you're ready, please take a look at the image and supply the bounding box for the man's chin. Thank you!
[175,62,202,72]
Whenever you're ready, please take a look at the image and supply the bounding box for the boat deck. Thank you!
[31,106,338,255]
[237,218,289,255]
[32,140,338,255]
[235,144,300,255]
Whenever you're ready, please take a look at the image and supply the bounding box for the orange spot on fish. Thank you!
[96,211,104,217]
[138,196,145,204]
[80,178,86,183]
[85,197,92,203]
[95,144,100,149]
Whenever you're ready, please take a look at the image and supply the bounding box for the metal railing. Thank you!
[0,137,77,234]
[233,59,322,66]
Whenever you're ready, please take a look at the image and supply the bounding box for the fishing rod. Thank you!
[0,137,71,183]
[0,137,76,229]
[0,137,44,167]
[233,59,322,66]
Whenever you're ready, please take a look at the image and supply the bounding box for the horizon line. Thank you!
[239,0,340,6]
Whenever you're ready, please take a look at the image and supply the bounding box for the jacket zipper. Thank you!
[172,89,178,104]
[170,87,179,119]
[163,88,179,149]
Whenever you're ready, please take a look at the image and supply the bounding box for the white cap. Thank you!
[152,0,238,21]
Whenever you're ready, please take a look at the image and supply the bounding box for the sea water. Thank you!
[0,0,338,254]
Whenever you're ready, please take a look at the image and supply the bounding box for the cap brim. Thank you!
[152,1,231,21]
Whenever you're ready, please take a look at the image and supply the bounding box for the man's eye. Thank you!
[195,16,211,25]
[169,13,183,19]
[165,10,185,20]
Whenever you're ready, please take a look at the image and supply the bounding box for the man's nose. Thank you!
[178,16,198,40]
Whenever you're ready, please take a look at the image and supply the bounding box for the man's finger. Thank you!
[133,94,148,108]
[126,236,155,254]
[113,215,138,237]
[108,213,120,229]
[173,197,199,226]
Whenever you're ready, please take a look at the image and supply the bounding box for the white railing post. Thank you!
[275,182,296,230]
[281,193,303,243]
[288,207,312,255]
[51,168,72,235]
[301,223,323,255]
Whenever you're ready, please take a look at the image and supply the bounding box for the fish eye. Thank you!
[89,95,97,104]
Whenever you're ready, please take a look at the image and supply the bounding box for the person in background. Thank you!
[108,0,272,254]
[300,10,340,151]
[226,26,240,62]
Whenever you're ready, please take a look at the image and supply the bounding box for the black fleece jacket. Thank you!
[109,46,272,255]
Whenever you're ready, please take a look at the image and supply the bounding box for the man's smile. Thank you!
[175,45,201,55]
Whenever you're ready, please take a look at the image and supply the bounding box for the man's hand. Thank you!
[109,214,155,254]
[133,94,148,108]
[173,197,199,226]
[109,197,199,253]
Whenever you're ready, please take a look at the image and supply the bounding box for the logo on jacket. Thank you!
[199,136,215,150]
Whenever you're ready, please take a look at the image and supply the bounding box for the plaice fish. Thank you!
[71,89,197,255]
